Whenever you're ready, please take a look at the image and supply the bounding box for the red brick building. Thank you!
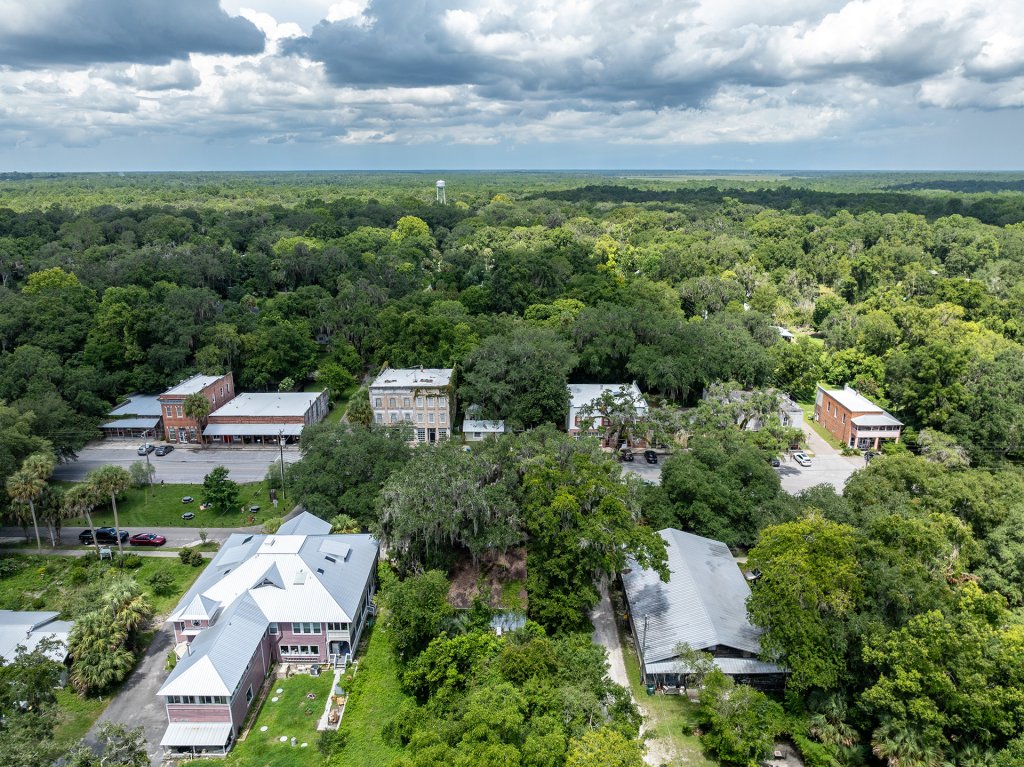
[158,373,235,444]
[814,384,902,451]
[203,390,329,445]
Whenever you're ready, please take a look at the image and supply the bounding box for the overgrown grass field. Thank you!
[0,552,208,616]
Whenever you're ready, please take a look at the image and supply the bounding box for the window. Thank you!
[403,397,410,407]
[281,645,319,655]
[415,396,423,407]
[390,413,398,423]
[404,412,412,422]
[428,412,435,424]
[175,405,183,417]
[375,412,383,424]
[439,398,446,410]
[841,413,846,424]
[389,397,397,408]
[291,622,322,635]
[427,396,435,408]
[474,432,481,439]
[167,695,227,705]
[416,428,426,442]
[327,622,348,631]
[191,620,203,627]
[268,623,278,635]
[219,386,224,398]
[439,413,446,424]
[246,686,253,704]
[374,397,382,408]
[165,405,174,417]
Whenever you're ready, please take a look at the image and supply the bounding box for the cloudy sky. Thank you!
[0,0,1022,171]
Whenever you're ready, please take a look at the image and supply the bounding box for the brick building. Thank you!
[158,373,236,444]
[814,384,902,450]
[203,390,329,445]
[369,368,454,443]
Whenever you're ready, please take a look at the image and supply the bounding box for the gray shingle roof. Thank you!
[622,529,763,666]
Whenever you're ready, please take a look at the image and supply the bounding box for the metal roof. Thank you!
[160,722,232,748]
[645,656,781,676]
[818,384,887,414]
[463,420,505,433]
[370,367,453,388]
[568,382,648,410]
[204,423,304,436]
[622,529,763,667]
[109,395,163,418]
[100,418,161,430]
[161,374,225,398]
[159,594,268,696]
[852,413,903,427]
[278,511,332,536]
[207,392,325,419]
[0,611,72,662]
[176,594,220,621]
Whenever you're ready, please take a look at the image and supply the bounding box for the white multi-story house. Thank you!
[567,382,649,446]
[369,368,455,444]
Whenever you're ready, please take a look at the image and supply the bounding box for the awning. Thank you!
[100,418,161,430]
[644,657,783,676]
[204,423,304,437]
[161,722,232,748]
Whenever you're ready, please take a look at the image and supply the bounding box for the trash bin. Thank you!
[646,683,656,696]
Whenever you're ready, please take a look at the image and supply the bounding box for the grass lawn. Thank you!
[622,647,718,767]
[194,672,334,767]
[51,686,108,750]
[64,480,275,529]
[0,552,208,617]
[796,402,846,451]
[332,623,410,767]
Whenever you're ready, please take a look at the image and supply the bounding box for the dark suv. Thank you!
[79,527,129,545]
[644,450,659,464]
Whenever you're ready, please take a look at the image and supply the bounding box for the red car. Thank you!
[129,533,167,547]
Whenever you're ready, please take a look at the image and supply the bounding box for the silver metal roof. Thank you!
[622,529,763,667]
[0,610,73,662]
[463,420,505,433]
[278,511,332,536]
[160,721,232,747]
[568,382,647,410]
[645,656,781,676]
[159,594,268,696]
[161,374,225,398]
[818,384,886,414]
[109,395,163,417]
[851,413,903,427]
[100,417,161,429]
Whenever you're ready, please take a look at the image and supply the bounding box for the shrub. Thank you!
[117,554,143,569]
[178,548,204,567]
[316,727,347,755]
[147,569,176,596]
[263,517,283,534]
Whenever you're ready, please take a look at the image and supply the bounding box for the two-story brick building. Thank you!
[158,512,378,757]
[814,384,902,450]
[158,373,236,444]
[369,368,454,443]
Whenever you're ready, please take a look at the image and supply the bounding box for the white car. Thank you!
[792,451,812,467]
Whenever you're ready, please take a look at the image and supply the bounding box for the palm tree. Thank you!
[104,578,153,648]
[872,721,945,767]
[68,611,133,695]
[63,483,103,558]
[183,392,212,446]
[87,465,132,556]
[5,452,54,552]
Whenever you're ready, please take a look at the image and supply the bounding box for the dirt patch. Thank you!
[448,547,527,610]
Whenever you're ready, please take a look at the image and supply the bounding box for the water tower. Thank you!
[435,179,446,205]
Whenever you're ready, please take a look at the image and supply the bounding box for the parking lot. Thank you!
[776,427,863,495]
[54,442,302,484]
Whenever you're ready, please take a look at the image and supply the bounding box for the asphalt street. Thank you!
[54,442,302,483]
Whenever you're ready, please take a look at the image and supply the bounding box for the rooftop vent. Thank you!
[293,569,307,585]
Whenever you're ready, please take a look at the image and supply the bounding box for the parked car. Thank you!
[79,527,129,545]
[618,448,634,462]
[137,443,155,455]
[864,450,879,463]
[181,496,194,503]
[769,456,781,467]
[129,533,167,547]
[181,512,195,521]
[792,451,812,467]
[644,450,658,464]
[155,445,174,456]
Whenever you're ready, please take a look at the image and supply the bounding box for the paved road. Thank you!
[591,578,630,689]
[776,425,863,495]
[0,524,259,548]
[85,624,176,767]
[54,442,302,483]
[621,460,663,485]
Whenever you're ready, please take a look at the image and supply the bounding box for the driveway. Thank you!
[85,623,175,767]
[54,443,302,483]
[621,460,662,485]
[776,425,862,495]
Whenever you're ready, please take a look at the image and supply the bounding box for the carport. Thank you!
[161,721,233,757]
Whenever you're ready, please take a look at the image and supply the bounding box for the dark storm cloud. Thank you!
[0,0,265,69]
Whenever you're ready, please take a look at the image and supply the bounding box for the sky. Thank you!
[1,0,1023,171]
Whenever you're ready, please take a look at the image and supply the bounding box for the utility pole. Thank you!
[278,429,286,500]
[144,449,152,505]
